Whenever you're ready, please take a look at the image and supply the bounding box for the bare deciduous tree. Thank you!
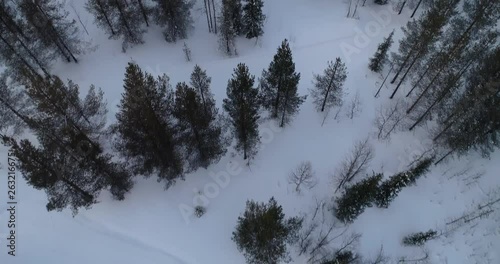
[368,245,390,264]
[289,161,317,194]
[373,99,406,140]
[334,138,374,192]
[297,198,361,264]
[346,91,362,120]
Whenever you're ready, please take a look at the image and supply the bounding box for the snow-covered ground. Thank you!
[0,0,498,263]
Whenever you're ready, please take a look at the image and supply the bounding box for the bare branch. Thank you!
[288,161,317,194]
[334,138,374,192]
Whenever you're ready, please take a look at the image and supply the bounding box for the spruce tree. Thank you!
[231,0,244,36]
[375,157,433,208]
[259,39,305,127]
[113,62,184,188]
[223,63,260,160]
[18,0,85,63]
[369,31,394,73]
[8,71,133,213]
[311,58,347,113]
[218,0,238,56]
[152,0,194,42]
[173,82,226,171]
[242,0,265,39]
[232,197,302,264]
[334,173,382,223]
[190,65,214,116]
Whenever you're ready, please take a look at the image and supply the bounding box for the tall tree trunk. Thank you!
[114,0,134,39]
[408,61,472,130]
[375,64,393,98]
[0,34,44,77]
[398,1,407,15]
[280,88,290,127]
[321,63,339,112]
[136,0,149,27]
[410,0,423,18]
[211,0,217,34]
[96,0,116,35]
[204,0,212,32]
[389,50,422,99]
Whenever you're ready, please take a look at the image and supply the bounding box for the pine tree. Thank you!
[311,58,347,113]
[0,1,51,77]
[18,0,85,63]
[223,63,260,160]
[242,0,265,39]
[7,71,134,213]
[433,47,500,158]
[173,82,226,171]
[334,173,382,223]
[389,0,460,98]
[190,65,214,116]
[152,0,194,42]
[259,39,305,127]
[375,157,433,208]
[369,31,394,73]
[232,197,302,264]
[86,0,146,52]
[218,0,238,56]
[402,230,437,246]
[113,62,184,188]
[231,0,243,35]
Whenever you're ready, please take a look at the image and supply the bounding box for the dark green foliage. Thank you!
[402,230,437,246]
[242,0,265,39]
[86,0,147,52]
[218,0,238,56]
[223,63,260,160]
[311,58,347,112]
[9,71,133,214]
[232,197,302,264]
[0,1,52,76]
[334,174,382,223]
[435,47,500,157]
[321,251,358,264]
[369,31,394,73]
[114,62,183,188]
[152,0,194,42]
[374,0,388,5]
[190,65,213,116]
[173,82,226,171]
[259,39,306,127]
[18,0,84,63]
[375,157,433,208]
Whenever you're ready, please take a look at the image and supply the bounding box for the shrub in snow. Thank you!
[334,173,382,223]
[194,206,206,218]
[232,197,302,264]
[374,157,433,208]
[402,230,438,246]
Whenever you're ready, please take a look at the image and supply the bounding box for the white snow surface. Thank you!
[0,0,499,263]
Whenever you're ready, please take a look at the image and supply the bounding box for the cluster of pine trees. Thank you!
[218,0,266,55]
[369,0,500,161]
[0,0,86,78]
[0,39,309,213]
